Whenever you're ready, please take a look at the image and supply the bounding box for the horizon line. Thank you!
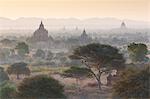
[0,16,149,22]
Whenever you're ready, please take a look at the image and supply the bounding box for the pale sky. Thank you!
[0,0,149,21]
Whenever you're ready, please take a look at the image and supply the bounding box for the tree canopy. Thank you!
[17,75,65,99]
[128,43,148,63]
[112,66,150,98]
[63,66,92,79]
[7,62,30,79]
[69,43,125,90]
[15,42,29,57]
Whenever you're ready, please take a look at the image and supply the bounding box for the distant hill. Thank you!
[0,17,149,30]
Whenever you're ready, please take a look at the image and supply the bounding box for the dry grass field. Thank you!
[1,65,112,99]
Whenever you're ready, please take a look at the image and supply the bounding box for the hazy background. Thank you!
[0,0,149,36]
[0,0,149,21]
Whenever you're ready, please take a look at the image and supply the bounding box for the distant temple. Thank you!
[80,29,88,40]
[121,21,126,29]
[29,21,53,42]
[79,29,92,44]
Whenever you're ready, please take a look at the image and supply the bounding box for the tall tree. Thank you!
[15,42,29,57]
[128,43,148,63]
[69,43,125,90]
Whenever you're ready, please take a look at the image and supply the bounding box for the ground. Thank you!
[4,66,112,99]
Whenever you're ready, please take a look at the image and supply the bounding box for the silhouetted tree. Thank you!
[69,43,125,90]
[7,62,30,79]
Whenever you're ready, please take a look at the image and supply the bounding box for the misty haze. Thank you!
[0,0,149,99]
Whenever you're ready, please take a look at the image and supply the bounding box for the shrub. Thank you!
[0,67,9,83]
[0,81,16,99]
[17,75,66,99]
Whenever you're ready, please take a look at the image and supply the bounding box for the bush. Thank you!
[112,66,150,98]
[0,81,16,99]
[0,67,9,83]
[17,75,66,99]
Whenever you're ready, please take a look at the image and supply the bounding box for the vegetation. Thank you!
[15,42,29,57]
[31,66,69,74]
[17,75,66,99]
[63,66,92,89]
[70,43,125,90]
[128,43,148,63]
[0,81,16,99]
[35,49,45,58]
[63,66,91,78]
[112,66,150,98]
[0,67,9,83]
[7,62,30,79]
[46,51,53,60]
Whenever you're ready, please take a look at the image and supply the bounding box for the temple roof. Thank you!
[39,21,44,29]
[121,21,126,28]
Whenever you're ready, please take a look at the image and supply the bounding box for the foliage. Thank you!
[17,75,66,99]
[31,66,69,74]
[46,51,53,60]
[0,81,16,99]
[112,66,150,98]
[128,43,148,63]
[7,62,30,79]
[63,66,92,78]
[35,49,45,58]
[69,43,125,90]
[15,42,29,56]
[0,67,9,83]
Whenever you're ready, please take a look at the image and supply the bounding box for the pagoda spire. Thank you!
[121,21,126,29]
[39,21,44,29]
[83,28,86,34]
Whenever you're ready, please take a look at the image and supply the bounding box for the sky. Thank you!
[0,0,149,21]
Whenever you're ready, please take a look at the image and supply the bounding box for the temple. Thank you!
[31,21,49,42]
[120,21,126,29]
[79,29,92,44]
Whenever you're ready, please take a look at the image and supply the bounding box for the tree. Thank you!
[69,43,125,90]
[0,67,9,83]
[60,56,67,66]
[112,66,150,98]
[62,66,92,91]
[35,49,45,59]
[15,42,29,57]
[46,51,53,60]
[7,62,30,79]
[128,43,148,63]
[0,81,16,99]
[17,75,66,99]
